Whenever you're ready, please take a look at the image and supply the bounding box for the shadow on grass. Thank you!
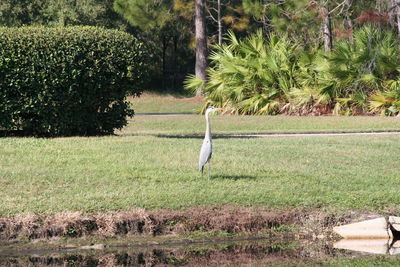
[154,134,260,139]
[0,130,115,138]
[0,130,26,137]
[141,89,194,98]
[212,174,257,180]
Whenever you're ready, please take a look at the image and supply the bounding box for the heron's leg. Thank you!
[208,160,211,180]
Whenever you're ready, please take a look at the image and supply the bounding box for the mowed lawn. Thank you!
[1,128,400,216]
[129,92,204,114]
[1,94,400,216]
[127,92,400,135]
[123,115,400,135]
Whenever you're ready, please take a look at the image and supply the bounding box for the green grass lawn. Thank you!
[129,92,204,114]
[2,94,400,217]
[121,115,400,135]
[1,132,400,216]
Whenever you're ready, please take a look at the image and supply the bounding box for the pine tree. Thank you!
[320,2,333,52]
[195,0,208,95]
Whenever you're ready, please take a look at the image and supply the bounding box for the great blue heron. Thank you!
[199,106,220,179]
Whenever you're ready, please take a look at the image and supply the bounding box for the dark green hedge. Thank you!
[0,26,148,136]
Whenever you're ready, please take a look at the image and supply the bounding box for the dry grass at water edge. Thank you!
[0,206,298,240]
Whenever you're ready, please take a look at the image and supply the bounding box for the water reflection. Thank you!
[0,240,358,267]
[334,239,400,255]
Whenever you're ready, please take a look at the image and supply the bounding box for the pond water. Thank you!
[1,238,399,266]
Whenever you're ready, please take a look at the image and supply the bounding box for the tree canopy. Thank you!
[1,0,400,99]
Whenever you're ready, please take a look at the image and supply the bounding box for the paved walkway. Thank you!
[135,113,196,116]
[133,131,400,139]
[228,131,400,137]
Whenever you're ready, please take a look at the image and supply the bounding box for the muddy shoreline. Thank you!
[0,205,388,266]
[0,205,298,240]
[0,205,381,244]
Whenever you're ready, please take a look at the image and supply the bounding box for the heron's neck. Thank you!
[205,112,211,139]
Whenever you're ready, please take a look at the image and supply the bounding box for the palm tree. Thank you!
[186,30,299,114]
[318,26,400,114]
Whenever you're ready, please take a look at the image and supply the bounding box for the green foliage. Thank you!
[0,0,124,28]
[113,0,173,31]
[325,27,398,95]
[242,0,266,20]
[291,26,400,116]
[242,0,321,47]
[0,26,149,136]
[186,30,299,114]
[285,26,400,115]
[114,0,194,90]
[189,25,400,116]
[0,0,45,26]
[319,26,400,115]
[369,80,400,116]
[44,0,106,26]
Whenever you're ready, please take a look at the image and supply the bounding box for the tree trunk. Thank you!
[217,0,222,45]
[321,5,333,52]
[344,0,353,41]
[388,0,396,28]
[376,0,384,13]
[344,0,353,30]
[388,0,400,37]
[396,0,400,38]
[195,0,208,96]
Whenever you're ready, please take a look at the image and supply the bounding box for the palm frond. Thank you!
[183,74,205,94]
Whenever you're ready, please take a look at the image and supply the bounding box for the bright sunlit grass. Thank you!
[121,114,400,135]
[1,133,400,216]
[129,92,204,114]
[2,94,400,216]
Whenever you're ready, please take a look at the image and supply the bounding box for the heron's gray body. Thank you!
[199,135,212,173]
[198,107,217,175]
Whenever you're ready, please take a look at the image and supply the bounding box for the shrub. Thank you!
[288,26,400,115]
[186,26,400,116]
[185,30,299,115]
[0,26,149,136]
[318,26,400,115]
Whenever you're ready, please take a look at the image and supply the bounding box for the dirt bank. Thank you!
[0,205,380,242]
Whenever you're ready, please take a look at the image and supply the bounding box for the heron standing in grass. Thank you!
[199,106,221,179]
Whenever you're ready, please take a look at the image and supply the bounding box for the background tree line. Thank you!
[2,0,400,115]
